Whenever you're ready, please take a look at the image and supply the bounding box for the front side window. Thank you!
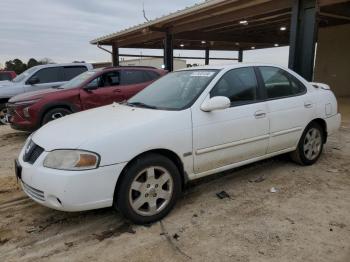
[210,67,257,105]
[128,70,218,110]
[31,67,60,84]
[86,71,120,89]
[259,66,306,99]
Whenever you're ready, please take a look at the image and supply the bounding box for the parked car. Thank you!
[0,71,16,81]
[15,64,341,224]
[0,63,92,124]
[7,66,167,131]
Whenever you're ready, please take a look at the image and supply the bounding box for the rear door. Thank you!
[80,70,125,110]
[257,66,314,153]
[120,69,154,99]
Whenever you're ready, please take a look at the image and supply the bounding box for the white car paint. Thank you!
[17,64,341,212]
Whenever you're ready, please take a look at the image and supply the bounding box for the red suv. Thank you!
[0,71,16,81]
[7,67,167,131]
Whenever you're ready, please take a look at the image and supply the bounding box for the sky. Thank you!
[0,0,289,67]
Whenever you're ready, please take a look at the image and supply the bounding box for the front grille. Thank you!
[22,182,45,201]
[7,104,15,117]
[23,140,44,164]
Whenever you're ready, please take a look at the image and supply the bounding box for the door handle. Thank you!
[113,89,121,93]
[254,110,266,119]
[304,102,313,108]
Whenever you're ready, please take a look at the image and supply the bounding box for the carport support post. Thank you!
[288,0,317,81]
[205,48,210,65]
[238,49,243,62]
[164,32,174,71]
[112,44,119,66]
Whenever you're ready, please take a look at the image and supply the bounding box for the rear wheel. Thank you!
[42,108,71,126]
[115,154,181,224]
[290,122,324,165]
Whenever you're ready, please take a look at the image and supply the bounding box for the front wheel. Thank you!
[115,154,181,224]
[290,122,324,165]
[41,108,71,126]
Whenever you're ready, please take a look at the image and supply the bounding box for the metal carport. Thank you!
[90,0,350,86]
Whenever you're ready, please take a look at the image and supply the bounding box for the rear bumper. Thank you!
[325,113,341,136]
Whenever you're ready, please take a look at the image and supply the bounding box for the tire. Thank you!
[0,104,8,125]
[115,153,182,224]
[290,122,325,165]
[41,108,71,126]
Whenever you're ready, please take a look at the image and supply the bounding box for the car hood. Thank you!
[9,88,61,103]
[0,81,23,98]
[32,104,177,151]
[0,80,13,87]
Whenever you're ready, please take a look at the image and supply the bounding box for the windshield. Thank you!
[12,67,37,83]
[60,70,96,89]
[128,70,218,110]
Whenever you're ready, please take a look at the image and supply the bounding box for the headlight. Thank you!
[43,150,100,170]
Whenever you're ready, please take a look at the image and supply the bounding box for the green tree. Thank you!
[27,58,40,68]
[5,59,27,74]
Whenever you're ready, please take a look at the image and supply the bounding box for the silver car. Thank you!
[0,63,93,124]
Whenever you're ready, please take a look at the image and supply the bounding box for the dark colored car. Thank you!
[7,67,167,131]
[0,71,16,81]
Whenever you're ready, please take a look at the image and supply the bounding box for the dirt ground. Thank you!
[0,99,349,262]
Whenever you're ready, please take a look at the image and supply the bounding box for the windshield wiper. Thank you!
[127,102,158,109]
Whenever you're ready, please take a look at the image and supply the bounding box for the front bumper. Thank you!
[7,104,38,131]
[17,145,127,212]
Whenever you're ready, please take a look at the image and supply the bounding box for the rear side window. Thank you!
[121,70,148,85]
[62,66,88,81]
[210,67,257,105]
[0,72,11,81]
[259,67,306,99]
[144,71,160,81]
[32,67,60,83]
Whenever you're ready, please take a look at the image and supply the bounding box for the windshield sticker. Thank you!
[190,71,215,77]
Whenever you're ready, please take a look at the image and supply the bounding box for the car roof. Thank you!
[33,63,91,70]
[176,63,288,72]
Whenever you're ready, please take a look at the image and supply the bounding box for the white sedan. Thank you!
[16,64,341,224]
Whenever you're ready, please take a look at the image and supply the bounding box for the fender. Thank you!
[38,101,81,124]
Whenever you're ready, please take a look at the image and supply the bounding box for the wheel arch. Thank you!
[113,148,187,204]
[39,102,79,125]
[308,118,328,143]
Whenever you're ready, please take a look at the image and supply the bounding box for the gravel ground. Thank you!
[0,99,349,262]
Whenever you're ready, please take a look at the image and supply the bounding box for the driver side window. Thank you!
[210,67,257,106]
[87,71,120,89]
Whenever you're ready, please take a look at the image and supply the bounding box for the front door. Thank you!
[80,70,125,110]
[192,67,269,174]
[25,67,65,92]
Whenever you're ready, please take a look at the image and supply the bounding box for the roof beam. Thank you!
[174,32,289,44]
[170,0,291,34]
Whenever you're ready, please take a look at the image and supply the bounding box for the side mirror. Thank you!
[27,77,40,85]
[200,96,230,112]
[84,81,98,91]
